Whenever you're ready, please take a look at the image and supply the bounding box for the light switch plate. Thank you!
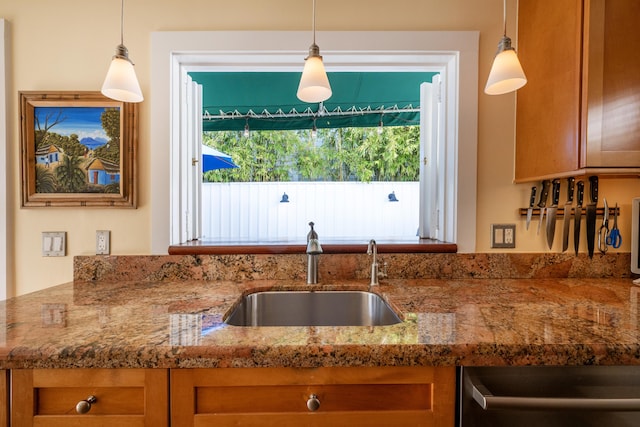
[42,232,66,257]
[96,230,110,255]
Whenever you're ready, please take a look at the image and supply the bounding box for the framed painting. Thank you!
[20,91,137,208]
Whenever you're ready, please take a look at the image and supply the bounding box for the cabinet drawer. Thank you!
[11,368,168,427]
[171,366,455,427]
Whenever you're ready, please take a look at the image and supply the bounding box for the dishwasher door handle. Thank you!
[472,381,640,412]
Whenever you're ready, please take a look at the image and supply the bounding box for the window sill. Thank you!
[168,238,457,255]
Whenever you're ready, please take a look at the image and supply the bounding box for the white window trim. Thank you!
[0,19,8,299]
[150,31,478,253]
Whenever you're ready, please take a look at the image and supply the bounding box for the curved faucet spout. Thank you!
[307,222,322,284]
[306,222,323,255]
[367,239,377,263]
[367,239,379,286]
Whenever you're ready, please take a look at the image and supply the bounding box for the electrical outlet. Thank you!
[96,230,110,255]
[491,224,516,248]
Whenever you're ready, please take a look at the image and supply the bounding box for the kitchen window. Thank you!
[192,71,436,243]
[149,31,479,253]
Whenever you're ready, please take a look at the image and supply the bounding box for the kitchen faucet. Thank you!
[306,222,323,284]
[367,239,380,285]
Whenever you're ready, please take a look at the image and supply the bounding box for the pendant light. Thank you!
[101,0,143,103]
[484,0,527,95]
[297,0,332,103]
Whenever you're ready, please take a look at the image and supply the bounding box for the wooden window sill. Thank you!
[168,239,456,255]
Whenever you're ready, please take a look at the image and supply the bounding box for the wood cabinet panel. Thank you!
[515,0,583,181]
[6,367,456,426]
[584,0,640,167]
[515,0,640,182]
[194,411,440,427]
[171,366,456,427]
[0,371,7,427]
[11,369,168,427]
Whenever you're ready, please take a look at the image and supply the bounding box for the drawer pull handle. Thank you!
[75,395,97,414]
[307,394,320,412]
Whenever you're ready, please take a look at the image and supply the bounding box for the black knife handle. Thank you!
[566,177,575,204]
[537,180,550,208]
[576,180,584,206]
[551,179,561,206]
[528,186,537,208]
[589,176,598,204]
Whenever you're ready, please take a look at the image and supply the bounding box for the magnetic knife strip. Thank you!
[518,207,620,218]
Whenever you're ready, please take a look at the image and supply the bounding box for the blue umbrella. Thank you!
[202,145,239,171]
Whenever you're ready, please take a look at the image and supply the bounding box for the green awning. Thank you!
[189,71,437,131]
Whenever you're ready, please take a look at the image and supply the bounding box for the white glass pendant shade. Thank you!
[297,47,332,103]
[485,37,527,95]
[101,45,143,103]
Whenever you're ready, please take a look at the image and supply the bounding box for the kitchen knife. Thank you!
[536,180,551,235]
[574,180,584,256]
[586,176,598,258]
[561,177,575,252]
[526,186,537,230]
[546,179,561,249]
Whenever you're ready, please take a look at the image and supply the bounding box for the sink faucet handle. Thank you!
[380,260,388,279]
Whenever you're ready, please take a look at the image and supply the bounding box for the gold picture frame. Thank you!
[20,91,137,207]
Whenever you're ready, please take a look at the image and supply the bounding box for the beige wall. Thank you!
[2,0,638,296]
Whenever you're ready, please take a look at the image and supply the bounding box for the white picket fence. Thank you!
[201,182,420,242]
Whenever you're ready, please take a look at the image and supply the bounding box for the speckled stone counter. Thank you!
[1,277,638,369]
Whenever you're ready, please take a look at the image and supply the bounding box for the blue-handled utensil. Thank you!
[606,203,621,249]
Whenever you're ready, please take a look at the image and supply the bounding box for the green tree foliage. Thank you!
[35,165,57,193]
[93,141,119,163]
[34,108,66,147]
[103,182,120,194]
[55,154,87,193]
[101,108,121,141]
[36,132,86,158]
[203,126,419,183]
[94,109,121,163]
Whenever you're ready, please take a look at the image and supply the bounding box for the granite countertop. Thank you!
[0,278,638,369]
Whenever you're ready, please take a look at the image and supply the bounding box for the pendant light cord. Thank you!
[120,0,125,46]
[502,0,507,37]
[312,0,317,45]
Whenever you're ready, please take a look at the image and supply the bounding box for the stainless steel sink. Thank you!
[224,291,402,327]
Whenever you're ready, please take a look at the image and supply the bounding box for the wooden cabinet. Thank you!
[171,366,456,427]
[10,368,168,427]
[0,371,7,427]
[515,0,640,182]
[7,366,456,426]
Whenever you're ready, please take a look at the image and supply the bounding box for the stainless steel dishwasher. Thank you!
[459,366,640,426]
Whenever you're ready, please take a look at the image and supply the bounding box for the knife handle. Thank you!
[551,179,561,206]
[537,180,550,208]
[589,176,598,204]
[566,177,575,204]
[528,186,537,208]
[576,180,584,206]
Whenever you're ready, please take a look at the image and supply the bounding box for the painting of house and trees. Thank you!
[20,91,137,208]
[34,106,121,194]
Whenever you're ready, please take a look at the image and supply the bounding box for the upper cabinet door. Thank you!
[515,0,584,182]
[515,0,640,183]
[584,0,640,168]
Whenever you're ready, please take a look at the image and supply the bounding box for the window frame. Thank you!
[150,31,479,253]
[0,19,7,298]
